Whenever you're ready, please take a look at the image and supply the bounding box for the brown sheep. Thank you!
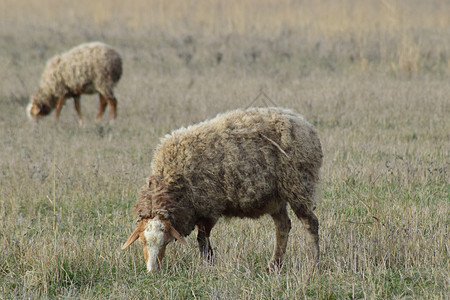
[122,107,323,272]
[27,42,122,125]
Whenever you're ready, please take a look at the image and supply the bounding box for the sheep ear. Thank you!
[170,226,188,246]
[121,226,141,250]
[122,219,148,250]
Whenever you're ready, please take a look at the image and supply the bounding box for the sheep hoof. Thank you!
[266,259,283,273]
[201,254,215,266]
[201,260,215,267]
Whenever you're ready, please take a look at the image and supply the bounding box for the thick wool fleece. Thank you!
[33,42,122,108]
[134,107,323,237]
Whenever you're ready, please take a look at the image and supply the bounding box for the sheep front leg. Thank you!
[268,205,291,271]
[54,97,66,121]
[196,218,216,264]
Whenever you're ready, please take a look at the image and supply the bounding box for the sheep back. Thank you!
[136,107,322,236]
[36,42,122,105]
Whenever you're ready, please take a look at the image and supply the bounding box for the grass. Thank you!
[1,0,449,298]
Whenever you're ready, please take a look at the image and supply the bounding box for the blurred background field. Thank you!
[0,0,448,298]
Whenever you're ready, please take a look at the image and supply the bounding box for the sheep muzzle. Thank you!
[122,217,187,272]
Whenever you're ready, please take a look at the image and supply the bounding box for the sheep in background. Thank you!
[122,107,323,272]
[27,42,122,125]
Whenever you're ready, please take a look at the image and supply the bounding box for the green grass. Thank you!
[1,0,449,298]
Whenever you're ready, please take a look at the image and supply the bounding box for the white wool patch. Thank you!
[144,219,165,272]
[26,103,34,120]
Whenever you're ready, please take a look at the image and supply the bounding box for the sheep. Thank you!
[122,107,323,272]
[27,42,122,125]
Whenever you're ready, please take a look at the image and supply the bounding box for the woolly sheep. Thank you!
[27,42,122,125]
[122,107,323,272]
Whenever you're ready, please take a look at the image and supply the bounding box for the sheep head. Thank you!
[122,216,187,272]
[27,92,53,121]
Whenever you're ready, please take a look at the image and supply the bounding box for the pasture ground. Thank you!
[0,0,448,298]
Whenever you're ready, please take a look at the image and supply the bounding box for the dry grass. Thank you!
[0,0,449,298]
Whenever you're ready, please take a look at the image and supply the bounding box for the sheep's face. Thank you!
[143,217,169,272]
[27,89,55,121]
[27,100,52,121]
[122,216,187,272]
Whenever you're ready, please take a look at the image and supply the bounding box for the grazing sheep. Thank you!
[122,107,323,272]
[27,42,122,125]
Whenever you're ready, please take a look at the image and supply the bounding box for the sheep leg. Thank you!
[96,94,108,122]
[54,97,66,121]
[73,96,83,126]
[268,205,291,271]
[106,97,117,120]
[196,218,216,264]
[292,208,320,262]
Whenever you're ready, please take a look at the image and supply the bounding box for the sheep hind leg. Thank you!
[196,218,216,265]
[106,97,117,121]
[95,94,108,122]
[292,207,319,263]
[267,205,291,272]
[73,96,83,126]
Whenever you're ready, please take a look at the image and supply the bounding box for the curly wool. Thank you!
[32,42,122,108]
[134,107,323,237]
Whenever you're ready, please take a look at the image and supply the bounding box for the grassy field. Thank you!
[0,0,449,298]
